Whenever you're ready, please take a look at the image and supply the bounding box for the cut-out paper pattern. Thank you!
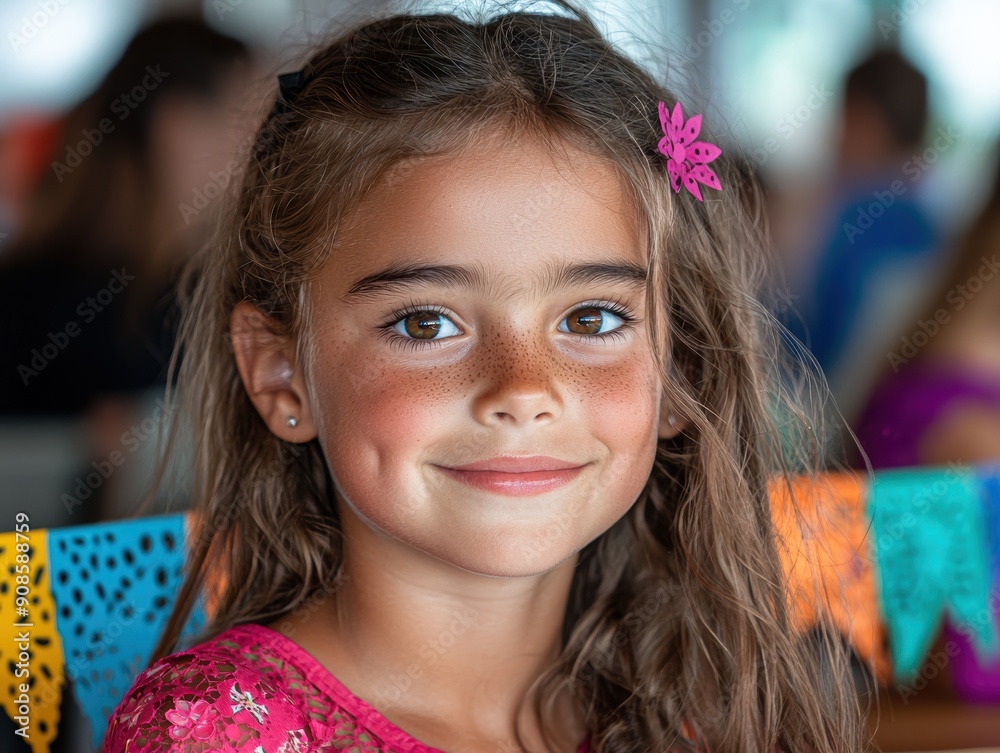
[943,462,1000,702]
[47,515,205,748]
[770,472,888,680]
[978,462,1000,578]
[870,465,999,680]
[0,527,64,753]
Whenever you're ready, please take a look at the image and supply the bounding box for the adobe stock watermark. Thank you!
[276,575,350,639]
[683,0,750,60]
[772,285,801,317]
[577,579,678,683]
[182,440,311,555]
[16,268,134,386]
[178,158,240,224]
[31,602,141,717]
[51,66,170,182]
[869,460,967,560]
[370,607,479,712]
[61,397,176,514]
[878,0,929,41]
[842,125,959,245]
[895,587,1000,703]
[212,0,249,19]
[510,180,560,234]
[886,254,1000,372]
[7,0,71,52]
[748,84,834,171]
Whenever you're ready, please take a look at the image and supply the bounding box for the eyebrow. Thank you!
[341,260,648,302]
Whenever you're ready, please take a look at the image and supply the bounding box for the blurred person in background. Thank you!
[0,117,61,246]
[853,149,1000,705]
[780,48,944,431]
[0,17,253,520]
[852,148,1000,470]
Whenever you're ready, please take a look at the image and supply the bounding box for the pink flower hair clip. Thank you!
[656,101,723,202]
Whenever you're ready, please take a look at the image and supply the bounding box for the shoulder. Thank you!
[103,624,320,752]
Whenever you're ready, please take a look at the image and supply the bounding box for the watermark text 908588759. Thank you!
[10,512,33,743]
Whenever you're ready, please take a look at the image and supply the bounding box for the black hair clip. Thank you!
[274,69,306,116]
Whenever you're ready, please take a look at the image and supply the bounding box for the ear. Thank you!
[230,301,317,443]
[657,392,688,440]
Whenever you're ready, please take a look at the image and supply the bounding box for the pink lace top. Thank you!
[104,622,592,752]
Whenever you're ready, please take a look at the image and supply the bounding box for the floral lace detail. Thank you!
[104,624,588,753]
[104,623,591,752]
[105,626,382,751]
[106,649,315,752]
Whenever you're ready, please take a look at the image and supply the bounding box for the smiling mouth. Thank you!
[433,465,587,497]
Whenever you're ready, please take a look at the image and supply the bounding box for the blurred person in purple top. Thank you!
[853,152,1000,470]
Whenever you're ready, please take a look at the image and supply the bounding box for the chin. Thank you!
[425,530,586,578]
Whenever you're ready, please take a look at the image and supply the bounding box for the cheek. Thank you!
[310,343,467,474]
[312,358,437,528]
[586,353,660,441]
[584,354,661,500]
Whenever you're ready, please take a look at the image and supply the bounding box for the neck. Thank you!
[274,503,586,752]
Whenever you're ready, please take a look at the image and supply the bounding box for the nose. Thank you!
[471,330,564,427]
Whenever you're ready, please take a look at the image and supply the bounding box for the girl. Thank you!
[105,3,869,751]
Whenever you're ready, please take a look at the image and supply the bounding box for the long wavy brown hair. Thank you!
[151,3,871,751]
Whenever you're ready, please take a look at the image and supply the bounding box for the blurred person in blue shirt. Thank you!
[781,48,942,424]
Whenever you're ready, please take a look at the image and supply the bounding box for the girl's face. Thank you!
[269,135,676,577]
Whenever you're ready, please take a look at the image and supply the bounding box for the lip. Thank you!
[447,455,584,473]
[435,456,588,497]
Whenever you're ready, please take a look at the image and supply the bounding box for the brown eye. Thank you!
[391,310,460,341]
[564,307,605,335]
[404,312,443,339]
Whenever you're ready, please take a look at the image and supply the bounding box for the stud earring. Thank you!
[286,416,298,428]
[666,413,677,427]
